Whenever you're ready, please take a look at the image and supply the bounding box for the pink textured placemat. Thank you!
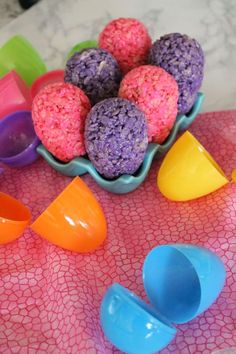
[0,110,236,354]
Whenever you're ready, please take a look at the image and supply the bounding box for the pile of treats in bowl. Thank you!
[32,17,204,179]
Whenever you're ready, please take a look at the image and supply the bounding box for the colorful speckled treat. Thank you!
[99,18,151,74]
[32,82,91,162]
[149,33,204,114]
[85,97,148,179]
[119,65,179,144]
[64,48,121,105]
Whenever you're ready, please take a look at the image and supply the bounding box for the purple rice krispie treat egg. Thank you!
[149,33,204,114]
[64,48,122,105]
[85,97,148,179]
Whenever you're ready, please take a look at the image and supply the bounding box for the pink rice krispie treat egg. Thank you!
[99,18,151,74]
[32,82,91,161]
[119,65,179,144]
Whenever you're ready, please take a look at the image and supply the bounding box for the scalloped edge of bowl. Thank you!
[37,92,204,194]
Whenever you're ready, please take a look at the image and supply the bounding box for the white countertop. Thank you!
[0,0,236,113]
[0,0,23,28]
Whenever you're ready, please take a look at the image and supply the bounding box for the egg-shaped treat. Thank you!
[99,18,151,74]
[64,48,121,105]
[119,65,179,144]
[32,82,91,162]
[85,97,148,179]
[149,33,204,114]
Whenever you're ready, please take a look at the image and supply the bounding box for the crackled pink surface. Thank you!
[0,110,235,353]
[119,65,179,143]
[99,18,151,74]
[32,82,91,161]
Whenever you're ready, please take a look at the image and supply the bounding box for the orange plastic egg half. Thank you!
[31,177,107,253]
[0,192,31,244]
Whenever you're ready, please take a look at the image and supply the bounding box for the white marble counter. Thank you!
[0,0,23,28]
[0,0,236,113]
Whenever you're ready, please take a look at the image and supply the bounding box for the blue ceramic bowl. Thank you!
[37,92,204,194]
[143,244,226,324]
[100,283,176,354]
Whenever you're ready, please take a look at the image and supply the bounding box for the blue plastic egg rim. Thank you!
[37,92,204,194]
